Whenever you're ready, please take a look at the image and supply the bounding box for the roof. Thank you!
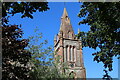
[59,7,75,39]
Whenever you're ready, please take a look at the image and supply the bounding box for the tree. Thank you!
[27,27,69,80]
[2,24,31,79]
[78,2,120,78]
[2,2,50,79]
[27,28,53,79]
[2,2,49,19]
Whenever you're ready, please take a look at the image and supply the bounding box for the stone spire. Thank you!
[62,8,68,18]
[59,7,75,39]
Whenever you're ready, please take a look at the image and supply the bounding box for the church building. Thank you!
[54,7,86,79]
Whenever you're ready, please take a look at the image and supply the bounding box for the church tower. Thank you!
[54,7,86,79]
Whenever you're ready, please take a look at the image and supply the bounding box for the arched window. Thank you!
[69,45,71,61]
[73,46,75,61]
[66,45,68,61]
[69,71,76,79]
[70,46,72,61]
[74,46,76,62]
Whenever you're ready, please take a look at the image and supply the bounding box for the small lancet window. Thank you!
[68,32,72,39]
[66,45,68,61]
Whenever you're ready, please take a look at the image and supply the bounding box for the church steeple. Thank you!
[59,7,75,39]
[62,8,68,18]
[61,7,71,26]
[54,6,86,79]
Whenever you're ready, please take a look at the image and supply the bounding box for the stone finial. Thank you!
[54,35,57,45]
[78,28,80,34]
[54,35,57,40]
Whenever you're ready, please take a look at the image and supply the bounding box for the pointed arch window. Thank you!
[66,45,68,61]
[69,45,71,61]
[73,46,74,61]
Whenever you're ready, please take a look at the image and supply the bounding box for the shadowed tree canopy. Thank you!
[2,2,50,80]
[78,2,120,78]
[2,24,32,80]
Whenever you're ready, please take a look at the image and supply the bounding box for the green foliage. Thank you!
[2,24,31,80]
[27,27,69,80]
[78,2,120,78]
[2,2,49,19]
[27,29,53,79]
[54,52,70,79]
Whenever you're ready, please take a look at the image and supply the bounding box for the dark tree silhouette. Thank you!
[78,2,120,78]
[2,2,49,80]
[2,24,31,79]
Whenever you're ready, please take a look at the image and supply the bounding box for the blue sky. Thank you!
[8,2,118,78]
